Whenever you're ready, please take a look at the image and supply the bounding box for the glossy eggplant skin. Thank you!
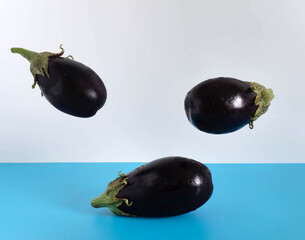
[37,57,107,118]
[116,157,213,217]
[184,77,258,134]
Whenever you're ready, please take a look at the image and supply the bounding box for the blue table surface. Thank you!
[0,163,304,240]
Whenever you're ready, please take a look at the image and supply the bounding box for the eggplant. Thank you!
[11,45,107,118]
[91,156,213,217]
[184,77,274,134]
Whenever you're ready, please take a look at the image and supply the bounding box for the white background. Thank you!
[0,0,304,163]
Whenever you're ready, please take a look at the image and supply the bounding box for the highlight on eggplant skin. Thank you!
[91,156,213,217]
[184,77,274,134]
[11,45,107,118]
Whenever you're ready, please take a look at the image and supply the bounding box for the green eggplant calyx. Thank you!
[246,81,274,128]
[91,173,135,217]
[66,55,74,60]
[11,45,65,89]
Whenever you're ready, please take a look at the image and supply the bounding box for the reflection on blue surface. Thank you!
[0,163,304,240]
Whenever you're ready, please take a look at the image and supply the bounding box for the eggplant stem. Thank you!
[11,45,67,88]
[66,55,74,60]
[32,81,37,89]
[91,175,134,217]
[122,178,128,185]
[11,47,38,62]
[118,171,125,177]
[51,44,65,57]
[123,199,133,206]
[246,81,274,122]
[249,120,254,129]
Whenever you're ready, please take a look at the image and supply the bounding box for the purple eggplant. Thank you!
[184,77,274,134]
[91,156,213,217]
[11,45,107,118]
